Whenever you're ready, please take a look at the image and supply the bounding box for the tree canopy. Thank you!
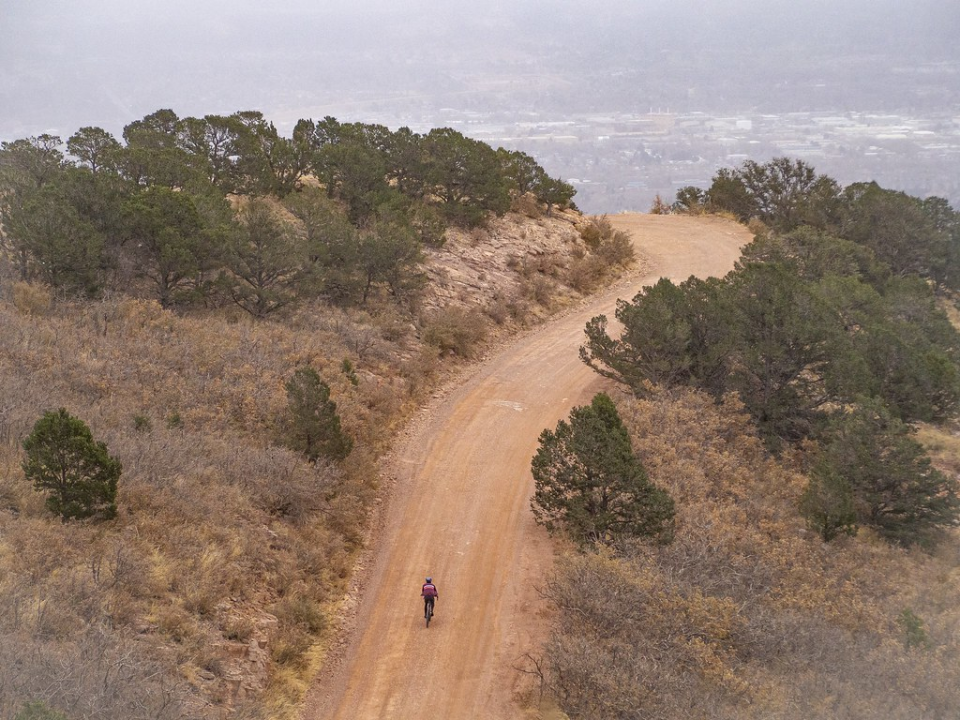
[22,408,121,521]
[531,392,675,546]
[282,367,353,463]
[596,159,960,544]
[0,109,574,310]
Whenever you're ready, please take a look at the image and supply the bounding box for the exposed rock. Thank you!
[419,209,586,314]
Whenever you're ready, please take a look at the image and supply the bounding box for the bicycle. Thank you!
[424,598,435,628]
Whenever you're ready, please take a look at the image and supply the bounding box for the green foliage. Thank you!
[531,393,675,546]
[15,701,68,720]
[232,111,307,197]
[285,187,425,306]
[382,125,427,198]
[839,181,952,286]
[424,127,511,226]
[122,186,217,307]
[67,126,122,174]
[581,276,733,396]
[0,134,65,191]
[315,138,391,223]
[22,408,121,521]
[856,277,960,423]
[133,414,152,432]
[283,367,353,462]
[582,213,960,544]
[671,185,708,213]
[800,461,858,542]
[285,186,364,304]
[739,225,889,286]
[689,159,960,291]
[120,109,208,190]
[497,148,575,211]
[726,262,855,447]
[1,179,105,293]
[813,399,960,545]
[704,157,842,232]
[1,109,565,314]
[583,232,960,452]
[898,608,930,650]
[341,358,359,386]
[357,222,425,303]
[220,198,307,317]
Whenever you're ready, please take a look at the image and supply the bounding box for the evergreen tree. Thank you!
[799,462,858,542]
[531,393,674,546]
[285,187,366,305]
[67,126,122,175]
[22,408,121,521]
[220,198,307,317]
[814,398,960,545]
[283,368,353,462]
[1,180,104,292]
[122,186,216,307]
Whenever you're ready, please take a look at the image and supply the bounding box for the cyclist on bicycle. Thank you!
[422,577,438,619]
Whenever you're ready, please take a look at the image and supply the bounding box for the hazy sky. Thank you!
[2,0,957,139]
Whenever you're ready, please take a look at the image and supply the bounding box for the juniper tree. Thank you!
[283,367,353,462]
[22,408,121,521]
[810,398,960,545]
[531,393,674,547]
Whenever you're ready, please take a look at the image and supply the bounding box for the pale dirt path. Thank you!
[303,214,751,720]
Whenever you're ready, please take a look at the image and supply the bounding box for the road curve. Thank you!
[303,214,751,720]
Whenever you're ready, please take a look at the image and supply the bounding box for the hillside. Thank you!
[0,199,632,719]
[531,181,960,720]
[4,117,960,720]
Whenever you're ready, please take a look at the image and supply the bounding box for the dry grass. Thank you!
[0,209,637,717]
[0,292,430,718]
[541,387,960,720]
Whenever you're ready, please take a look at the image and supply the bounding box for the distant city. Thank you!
[4,0,958,217]
[401,108,960,215]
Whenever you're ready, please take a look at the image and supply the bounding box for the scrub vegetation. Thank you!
[536,158,960,719]
[0,110,605,719]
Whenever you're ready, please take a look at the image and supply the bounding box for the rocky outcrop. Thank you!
[420,208,586,313]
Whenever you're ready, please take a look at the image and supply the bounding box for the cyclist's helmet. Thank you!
[425,577,432,583]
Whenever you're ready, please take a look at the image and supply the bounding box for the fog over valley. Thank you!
[3,0,958,211]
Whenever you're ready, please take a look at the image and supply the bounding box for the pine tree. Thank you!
[531,393,674,546]
[799,462,858,541]
[813,398,960,545]
[283,367,353,462]
[22,408,121,521]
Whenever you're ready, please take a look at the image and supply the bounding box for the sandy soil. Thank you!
[302,214,751,720]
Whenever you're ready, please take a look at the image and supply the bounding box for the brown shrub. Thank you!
[12,282,52,316]
[649,194,672,215]
[512,193,544,218]
[0,292,390,715]
[521,274,554,308]
[540,388,960,720]
[421,306,488,358]
[578,217,607,250]
[0,624,199,720]
[596,228,635,267]
[566,255,606,293]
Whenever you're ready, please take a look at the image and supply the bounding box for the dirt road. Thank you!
[304,214,750,720]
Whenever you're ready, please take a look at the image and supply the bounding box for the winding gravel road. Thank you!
[304,214,750,720]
